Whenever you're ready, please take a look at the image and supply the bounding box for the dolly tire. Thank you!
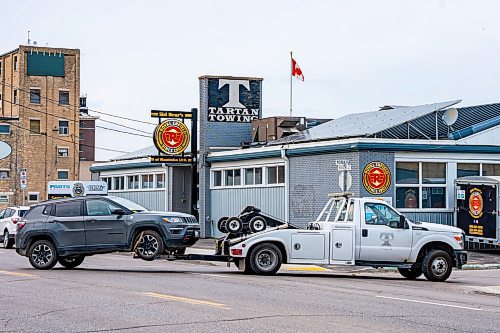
[217,216,229,233]
[422,250,453,282]
[225,217,243,234]
[398,267,422,280]
[248,216,267,233]
[58,256,85,269]
[249,243,282,275]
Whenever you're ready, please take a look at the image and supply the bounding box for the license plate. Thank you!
[194,230,200,238]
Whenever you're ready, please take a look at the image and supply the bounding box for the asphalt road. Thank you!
[0,247,499,333]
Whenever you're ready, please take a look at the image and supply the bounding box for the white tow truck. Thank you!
[223,193,467,282]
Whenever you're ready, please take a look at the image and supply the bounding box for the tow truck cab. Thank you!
[229,195,467,282]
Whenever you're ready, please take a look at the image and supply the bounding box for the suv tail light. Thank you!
[17,221,26,230]
[11,217,19,224]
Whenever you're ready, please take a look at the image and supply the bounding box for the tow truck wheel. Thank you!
[249,217,267,233]
[217,217,229,233]
[398,267,422,280]
[249,243,282,275]
[422,250,453,282]
[225,217,243,234]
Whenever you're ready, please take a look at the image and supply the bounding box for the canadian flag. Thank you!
[292,57,304,81]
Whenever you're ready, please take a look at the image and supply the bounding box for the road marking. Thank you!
[0,270,38,278]
[285,266,330,272]
[191,272,232,279]
[376,295,483,311]
[141,292,230,309]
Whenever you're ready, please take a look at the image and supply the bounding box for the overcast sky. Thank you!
[2,0,499,160]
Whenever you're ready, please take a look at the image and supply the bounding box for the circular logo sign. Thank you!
[73,182,85,197]
[153,120,190,155]
[468,189,483,219]
[362,161,391,195]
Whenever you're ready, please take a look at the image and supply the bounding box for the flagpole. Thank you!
[290,51,293,117]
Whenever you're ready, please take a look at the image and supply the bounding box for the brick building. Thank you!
[0,45,80,206]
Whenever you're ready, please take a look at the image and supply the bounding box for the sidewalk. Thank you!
[193,238,500,270]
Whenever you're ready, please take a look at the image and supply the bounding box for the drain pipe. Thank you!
[281,146,290,222]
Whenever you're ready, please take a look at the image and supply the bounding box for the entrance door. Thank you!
[359,202,412,262]
[84,199,127,248]
[48,200,85,249]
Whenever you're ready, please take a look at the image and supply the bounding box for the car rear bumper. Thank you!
[454,250,468,269]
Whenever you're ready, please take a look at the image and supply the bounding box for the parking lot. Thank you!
[1,243,499,333]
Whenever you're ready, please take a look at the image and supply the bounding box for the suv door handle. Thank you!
[48,220,59,223]
[86,219,98,223]
[362,229,368,237]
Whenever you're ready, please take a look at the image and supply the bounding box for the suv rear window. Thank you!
[18,209,29,217]
[54,201,82,217]
[24,205,46,219]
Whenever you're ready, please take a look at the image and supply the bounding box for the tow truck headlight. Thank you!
[453,232,464,248]
[162,217,183,223]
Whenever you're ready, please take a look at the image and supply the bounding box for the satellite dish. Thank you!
[33,41,37,46]
[0,141,12,160]
[442,108,458,126]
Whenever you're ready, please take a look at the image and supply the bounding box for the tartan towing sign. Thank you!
[150,110,198,164]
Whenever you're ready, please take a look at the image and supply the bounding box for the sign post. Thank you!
[20,168,27,206]
[150,109,198,217]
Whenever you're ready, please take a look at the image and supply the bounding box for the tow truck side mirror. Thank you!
[398,215,406,229]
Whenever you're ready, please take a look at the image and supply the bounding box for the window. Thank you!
[142,174,154,189]
[13,56,17,71]
[13,90,17,104]
[28,192,40,203]
[395,162,446,209]
[127,175,139,189]
[0,60,2,75]
[0,124,11,134]
[101,177,112,190]
[482,164,500,176]
[224,169,241,186]
[245,167,263,185]
[0,170,9,179]
[57,147,69,157]
[86,200,117,216]
[29,119,40,134]
[113,176,125,190]
[457,163,480,178]
[57,170,69,180]
[54,201,82,217]
[364,203,401,226]
[0,195,8,203]
[59,90,69,105]
[30,88,41,104]
[267,166,285,184]
[213,170,222,187]
[59,120,69,135]
[156,174,165,188]
[23,205,46,219]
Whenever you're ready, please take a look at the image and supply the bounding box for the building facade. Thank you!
[0,45,80,206]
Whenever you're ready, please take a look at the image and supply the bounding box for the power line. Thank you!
[95,125,150,138]
[1,97,151,138]
[0,81,157,126]
[97,118,151,135]
[9,122,130,154]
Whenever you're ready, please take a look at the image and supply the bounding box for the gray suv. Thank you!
[16,196,200,270]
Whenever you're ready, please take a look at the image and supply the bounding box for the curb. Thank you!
[462,264,500,270]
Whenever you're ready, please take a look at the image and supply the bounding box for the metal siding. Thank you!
[110,191,166,211]
[210,187,285,237]
[403,212,454,226]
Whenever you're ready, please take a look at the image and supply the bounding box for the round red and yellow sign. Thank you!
[153,120,190,155]
[362,161,391,195]
[468,189,483,219]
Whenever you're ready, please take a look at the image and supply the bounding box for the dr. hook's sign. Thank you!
[207,79,261,123]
